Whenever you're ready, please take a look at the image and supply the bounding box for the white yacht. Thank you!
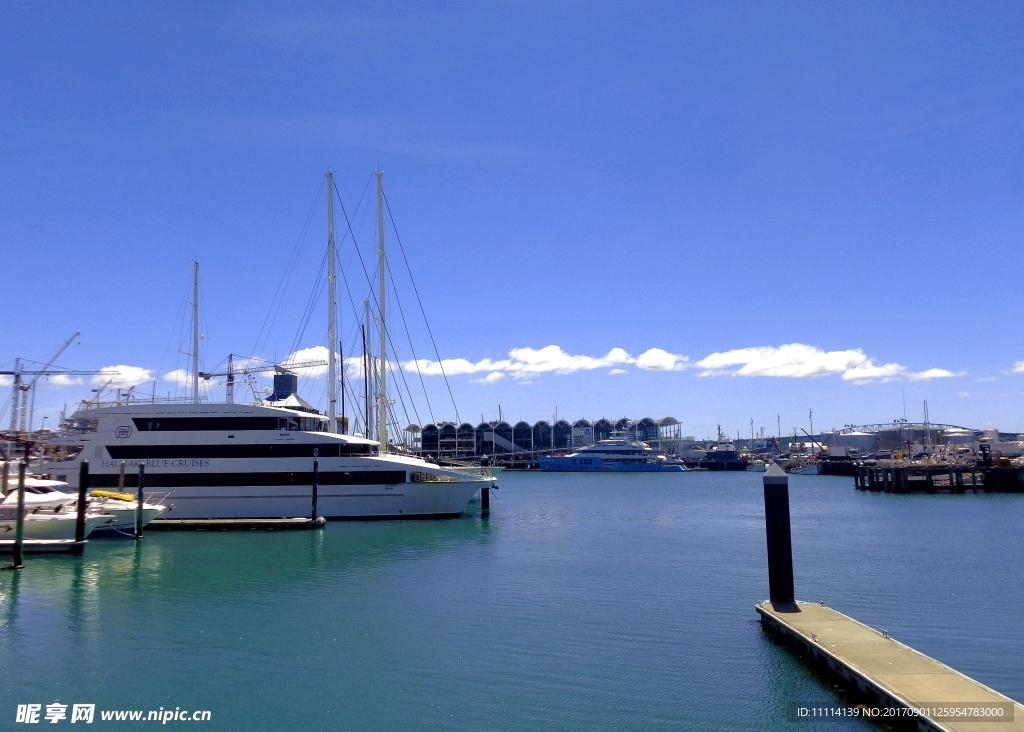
[0,483,118,539]
[43,396,491,519]
[40,171,496,520]
[537,436,687,472]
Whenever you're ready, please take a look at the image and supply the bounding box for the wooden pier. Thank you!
[854,465,1024,493]
[758,601,1023,731]
[147,517,325,531]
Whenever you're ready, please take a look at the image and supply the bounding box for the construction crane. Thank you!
[1,333,119,434]
[199,354,327,404]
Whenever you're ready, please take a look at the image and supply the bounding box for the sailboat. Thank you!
[42,173,498,519]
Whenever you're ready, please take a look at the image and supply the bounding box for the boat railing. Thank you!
[78,396,211,410]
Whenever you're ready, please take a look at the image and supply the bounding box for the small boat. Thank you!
[747,460,767,472]
[0,479,166,537]
[0,488,117,539]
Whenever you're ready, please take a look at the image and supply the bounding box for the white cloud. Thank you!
[470,372,505,385]
[608,368,628,375]
[283,346,329,377]
[162,369,190,387]
[404,345,688,381]
[94,365,154,388]
[957,392,970,398]
[635,348,689,371]
[906,368,959,381]
[1013,361,1024,373]
[45,374,83,387]
[695,343,960,384]
[0,374,11,387]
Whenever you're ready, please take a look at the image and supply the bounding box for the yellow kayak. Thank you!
[91,490,136,502]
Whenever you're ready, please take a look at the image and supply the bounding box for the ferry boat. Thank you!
[39,171,496,520]
[537,437,687,472]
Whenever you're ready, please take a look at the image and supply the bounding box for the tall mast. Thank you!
[375,170,387,453]
[226,354,234,405]
[364,300,372,438]
[327,171,338,433]
[192,261,200,404]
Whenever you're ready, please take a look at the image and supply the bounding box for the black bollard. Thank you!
[763,463,795,605]
[134,464,145,539]
[311,458,319,521]
[1,460,9,498]
[481,486,490,514]
[12,462,27,569]
[75,460,89,544]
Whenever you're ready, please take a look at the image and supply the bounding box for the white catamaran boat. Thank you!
[42,172,497,520]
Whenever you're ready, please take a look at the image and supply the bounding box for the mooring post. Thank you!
[134,463,145,539]
[1,460,9,498]
[763,463,795,605]
[311,458,319,521]
[75,460,89,544]
[481,485,490,514]
[12,462,27,569]
[118,460,126,492]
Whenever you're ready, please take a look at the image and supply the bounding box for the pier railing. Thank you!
[851,463,1023,493]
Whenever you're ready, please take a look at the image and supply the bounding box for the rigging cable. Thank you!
[383,191,461,426]
[332,179,424,430]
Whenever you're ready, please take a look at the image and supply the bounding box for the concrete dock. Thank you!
[0,539,87,554]
[148,517,324,531]
[757,601,1023,731]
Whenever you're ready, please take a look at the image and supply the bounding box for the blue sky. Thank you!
[2,1,1022,440]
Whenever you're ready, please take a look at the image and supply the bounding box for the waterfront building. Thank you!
[410,415,685,459]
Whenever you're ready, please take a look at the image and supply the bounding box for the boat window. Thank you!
[134,417,284,431]
[107,443,377,460]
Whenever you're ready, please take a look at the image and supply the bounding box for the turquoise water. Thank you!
[2,472,1022,730]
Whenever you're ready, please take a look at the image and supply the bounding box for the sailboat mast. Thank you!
[362,303,371,439]
[192,261,200,405]
[375,170,387,453]
[326,171,338,433]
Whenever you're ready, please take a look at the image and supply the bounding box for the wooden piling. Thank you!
[134,463,145,539]
[481,487,490,513]
[12,462,27,569]
[763,465,795,605]
[75,461,89,544]
[311,458,319,521]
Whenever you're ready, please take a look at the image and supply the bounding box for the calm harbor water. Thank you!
[2,471,1022,730]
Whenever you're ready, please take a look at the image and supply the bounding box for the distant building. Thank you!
[409,415,685,458]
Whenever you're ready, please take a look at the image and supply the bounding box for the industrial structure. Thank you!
[409,417,687,459]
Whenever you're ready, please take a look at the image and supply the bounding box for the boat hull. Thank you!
[88,507,167,536]
[0,514,117,540]
[134,482,483,520]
